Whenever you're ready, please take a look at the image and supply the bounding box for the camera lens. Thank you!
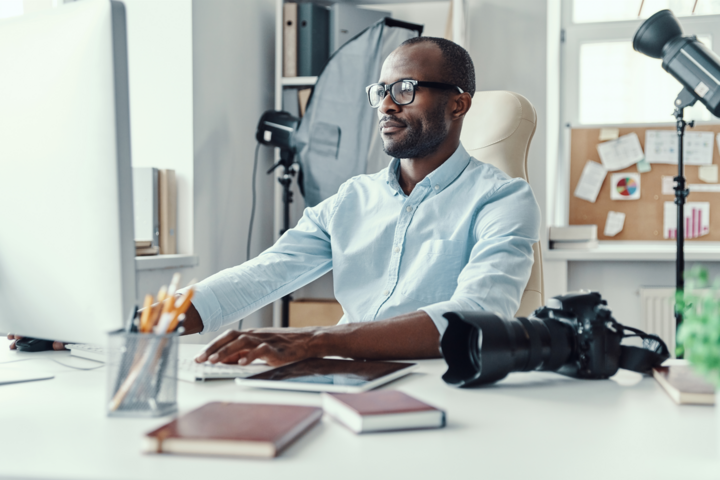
[441,311,574,387]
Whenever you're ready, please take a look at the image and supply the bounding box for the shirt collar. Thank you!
[386,142,471,196]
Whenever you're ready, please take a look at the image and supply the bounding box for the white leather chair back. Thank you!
[460,91,543,317]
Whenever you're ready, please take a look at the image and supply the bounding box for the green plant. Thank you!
[677,266,720,387]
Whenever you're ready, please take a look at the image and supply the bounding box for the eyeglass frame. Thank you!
[365,79,464,108]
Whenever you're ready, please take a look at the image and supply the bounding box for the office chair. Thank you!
[459,90,544,317]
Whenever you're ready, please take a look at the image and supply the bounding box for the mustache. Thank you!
[379,115,407,127]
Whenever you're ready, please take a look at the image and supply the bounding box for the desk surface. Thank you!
[1,341,718,480]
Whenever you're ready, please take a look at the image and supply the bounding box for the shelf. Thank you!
[281,76,318,87]
[135,254,199,271]
[544,241,720,261]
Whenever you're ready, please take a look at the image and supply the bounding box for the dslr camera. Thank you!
[440,291,669,387]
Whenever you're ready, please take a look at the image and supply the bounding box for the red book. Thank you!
[143,402,322,458]
[323,390,446,433]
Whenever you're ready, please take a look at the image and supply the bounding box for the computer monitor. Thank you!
[0,0,136,345]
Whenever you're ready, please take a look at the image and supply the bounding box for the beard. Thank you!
[380,99,449,159]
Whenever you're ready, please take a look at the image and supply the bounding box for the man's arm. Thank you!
[193,310,441,366]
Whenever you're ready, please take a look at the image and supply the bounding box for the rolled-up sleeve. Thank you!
[420,179,540,335]
[191,189,343,334]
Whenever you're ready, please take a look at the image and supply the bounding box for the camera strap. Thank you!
[617,325,671,374]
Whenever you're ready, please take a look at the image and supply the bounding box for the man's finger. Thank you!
[195,330,240,362]
[53,341,66,351]
[210,334,260,364]
[239,343,275,366]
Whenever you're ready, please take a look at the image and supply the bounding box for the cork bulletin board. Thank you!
[569,125,720,241]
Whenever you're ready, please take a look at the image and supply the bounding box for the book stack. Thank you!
[549,225,598,250]
[132,167,177,257]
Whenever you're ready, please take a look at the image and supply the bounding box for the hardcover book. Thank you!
[323,390,445,433]
[653,365,715,405]
[143,402,323,458]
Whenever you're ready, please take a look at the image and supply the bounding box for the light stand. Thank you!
[267,148,297,328]
[633,9,720,355]
[672,88,696,339]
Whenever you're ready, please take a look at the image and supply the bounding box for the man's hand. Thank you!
[194,311,442,367]
[194,327,323,366]
[7,334,66,350]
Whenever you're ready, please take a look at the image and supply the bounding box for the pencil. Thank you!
[139,294,153,333]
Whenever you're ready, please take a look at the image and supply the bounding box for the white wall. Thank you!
[124,0,194,255]
[190,0,277,337]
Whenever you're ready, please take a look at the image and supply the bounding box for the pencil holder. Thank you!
[106,331,179,417]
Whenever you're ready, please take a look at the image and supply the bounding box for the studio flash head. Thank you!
[633,9,720,116]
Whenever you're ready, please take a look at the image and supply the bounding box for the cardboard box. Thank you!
[289,299,343,328]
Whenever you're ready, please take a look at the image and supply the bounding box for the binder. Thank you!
[158,169,177,255]
[298,3,329,77]
[132,167,159,247]
[283,2,297,77]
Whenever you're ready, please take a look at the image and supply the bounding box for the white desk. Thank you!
[1,341,718,480]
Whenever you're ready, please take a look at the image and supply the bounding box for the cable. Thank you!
[247,142,261,262]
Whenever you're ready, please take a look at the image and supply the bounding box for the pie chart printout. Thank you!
[616,177,637,197]
[609,172,641,200]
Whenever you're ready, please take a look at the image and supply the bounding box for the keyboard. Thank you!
[67,344,273,382]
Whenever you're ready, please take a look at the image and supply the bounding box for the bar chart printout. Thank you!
[663,202,710,239]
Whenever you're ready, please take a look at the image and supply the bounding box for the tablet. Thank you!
[234,358,417,393]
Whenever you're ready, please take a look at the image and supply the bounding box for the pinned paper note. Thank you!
[604,211,625,237]
[596,133,645,171]
[599,128,619,141]
[689,183,720,193]
[636,158,652,173]
[574,161,607,203]
[610,173,641,200]
[661,176,676,195]
[664,201,710,239]
[699,164,718,183]
[645,130,714,165]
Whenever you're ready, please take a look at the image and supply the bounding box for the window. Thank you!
[562,0,720,126]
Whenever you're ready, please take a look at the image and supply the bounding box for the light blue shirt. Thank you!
[191,143,540,335]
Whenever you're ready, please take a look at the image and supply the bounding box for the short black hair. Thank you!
[399,36,476,97]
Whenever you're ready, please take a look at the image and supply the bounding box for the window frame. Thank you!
[561,0,720,128]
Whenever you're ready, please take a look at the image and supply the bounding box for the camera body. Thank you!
[535,291,623,379]
[440,291,626,387]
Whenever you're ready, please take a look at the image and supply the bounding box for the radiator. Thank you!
[639,288,677,358]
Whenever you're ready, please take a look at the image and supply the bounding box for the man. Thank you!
[10,37,540,364]
[189,37,539,366]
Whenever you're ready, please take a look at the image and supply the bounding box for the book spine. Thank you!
[158,169,177,255]
[273,408,323,456]
[283,2,297,77]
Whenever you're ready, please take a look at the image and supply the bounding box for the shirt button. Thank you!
[406,206,412,212]
[393,246,400,253]
[434,185,440,191]
[382,290,390,296]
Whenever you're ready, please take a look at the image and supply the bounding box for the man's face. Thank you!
[376,44,450,159]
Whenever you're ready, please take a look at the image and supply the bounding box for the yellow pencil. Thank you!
[138,294,153,333]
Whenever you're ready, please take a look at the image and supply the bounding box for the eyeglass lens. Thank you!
[368,81,415,107]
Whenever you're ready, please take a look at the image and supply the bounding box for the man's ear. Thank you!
[451,92,472,120]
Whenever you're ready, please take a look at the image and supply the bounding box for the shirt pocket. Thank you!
[401,239,466,303]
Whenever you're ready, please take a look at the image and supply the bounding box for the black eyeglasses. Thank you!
[365,79,464,108]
